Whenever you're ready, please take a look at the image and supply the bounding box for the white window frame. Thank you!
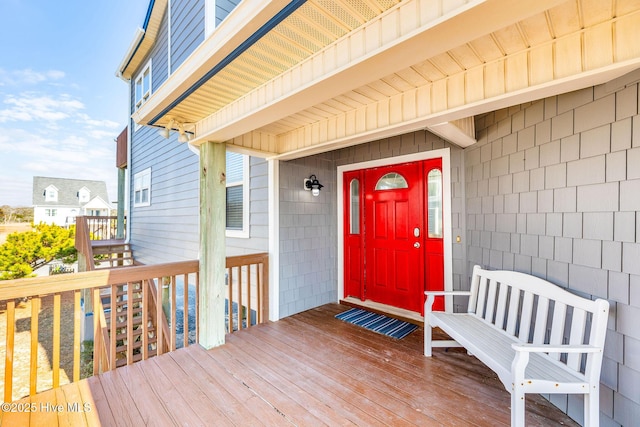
[133,168,152,207]
[204,0,215,37]
[45,208,57,217]
[225,153,250,238]
[134,60,152,131]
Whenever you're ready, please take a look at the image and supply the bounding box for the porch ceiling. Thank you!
[133,0,640,159]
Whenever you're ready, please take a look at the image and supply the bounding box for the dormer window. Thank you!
[78,187,90,203]
[44,186,58,202]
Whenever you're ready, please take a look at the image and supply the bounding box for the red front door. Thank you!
[364,162,424,313]
[343,159,444,314]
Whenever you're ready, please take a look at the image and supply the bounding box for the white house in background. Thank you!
[32,177,111,226]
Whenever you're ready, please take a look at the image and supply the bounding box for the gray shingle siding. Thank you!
[279,153,337,318]
[470,70,640,425]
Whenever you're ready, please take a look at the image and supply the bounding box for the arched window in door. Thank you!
[375,172,408,190]
[427,169,443,238]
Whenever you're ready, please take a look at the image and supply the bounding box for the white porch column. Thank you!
[199,141,226,349]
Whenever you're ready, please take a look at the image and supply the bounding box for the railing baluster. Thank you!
[93,289,101,376]
[110,285,117,370]
[183,273,189,348]
[52,293,61,388]
[127,282,134,365]
[142,280,149,360]
[238,266,243,331]
[170,276,176,352]
[30,296,40,395]
[248,264,252,327]
[257,263,262,324]
[228,267,233,333]
[73,291,81,382]
[156,278,164,356]
[4,300,15,402]
[195,271,199,344]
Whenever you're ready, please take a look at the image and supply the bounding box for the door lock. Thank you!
[414,227,420,237]
[414,242,420,248]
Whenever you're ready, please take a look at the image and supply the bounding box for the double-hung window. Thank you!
[226,152,249,238]
[133,168,151,207]
[134,60,152,131]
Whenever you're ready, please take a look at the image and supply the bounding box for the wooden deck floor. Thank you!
[2,304,579,426]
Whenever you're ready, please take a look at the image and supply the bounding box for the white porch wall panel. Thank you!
[468,69,640,426]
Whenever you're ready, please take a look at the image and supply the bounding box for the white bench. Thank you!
[424,265,609,427]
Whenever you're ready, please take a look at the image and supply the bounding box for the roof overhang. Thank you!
[131,0,640,159]
[116,0,168,80]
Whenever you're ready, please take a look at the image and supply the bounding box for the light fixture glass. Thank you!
[158,127,170,139]
[304,174,324,196]
[158,119,175,139]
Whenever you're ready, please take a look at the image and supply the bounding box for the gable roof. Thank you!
[32,176,110,207]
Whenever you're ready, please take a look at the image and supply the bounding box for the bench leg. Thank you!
[511,388,525,427]
[424,323,432,357]
[424,295,434,357]
[584,387,599,427]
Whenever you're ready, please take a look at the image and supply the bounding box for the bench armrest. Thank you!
[424,291,472,296]
[512,343,602,354]
[424,291,471,313]
[511,343,602,383]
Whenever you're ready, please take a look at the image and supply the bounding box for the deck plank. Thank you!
[114,361,176,427]
[184,346,324,426]
[182,346,289,426]
[7,303,580,427]
[288,307,511,425]
[226,331,419,426]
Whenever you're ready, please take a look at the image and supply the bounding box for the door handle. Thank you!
[414,242,420,248]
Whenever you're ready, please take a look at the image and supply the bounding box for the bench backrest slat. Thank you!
[567,307,587,371]
[506,288,520,335]
[475,275,487,318]
[549,301,568,360]
[518,291,535,341]
[467,266,609,383]
[532,296,549,345]
[485,279,498,322]
[495,282,509,328]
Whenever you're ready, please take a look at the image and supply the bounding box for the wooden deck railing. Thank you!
[1,253,269,402]
[0,260,197,402]
[226,253,269,332]
[75,216,131,271]
[76,216,123,242]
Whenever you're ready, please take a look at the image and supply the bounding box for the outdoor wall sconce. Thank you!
[304,174,324,196]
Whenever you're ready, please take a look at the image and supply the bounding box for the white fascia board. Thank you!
[116,27,145,81]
